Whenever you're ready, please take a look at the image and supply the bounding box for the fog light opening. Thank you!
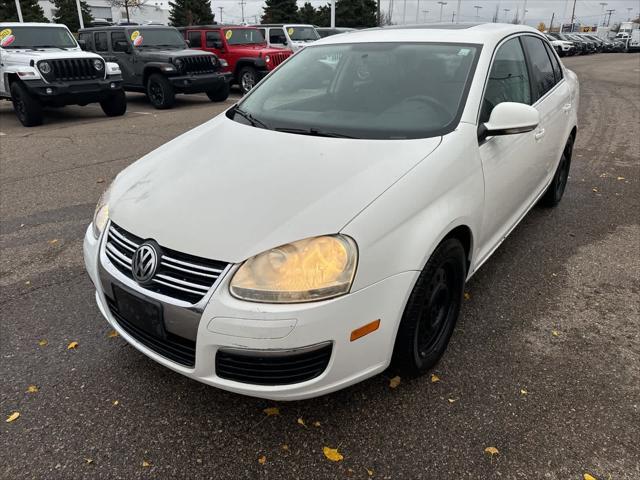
[350,319,381,342]
[110,82,116,89]
[45,87,53,95]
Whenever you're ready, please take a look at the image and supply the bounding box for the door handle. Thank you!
[534,129,546,141]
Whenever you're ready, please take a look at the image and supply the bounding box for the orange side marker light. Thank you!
[350,319,381,342]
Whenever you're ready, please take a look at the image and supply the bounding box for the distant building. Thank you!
[37,0,171,25]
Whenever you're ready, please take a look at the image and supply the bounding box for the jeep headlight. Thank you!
[92,186,111,239]
[93,59,104,71]
[230,235,358,303]
[38,61,51,75]
[219,58,228,67]
[265,55,271,63]
[174,58,184,70]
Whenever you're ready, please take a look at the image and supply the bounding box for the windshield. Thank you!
[0,26,77,49]
[127,28,185,48]
[225,28,265,45]
[232,42,479,140]
[287,26,319,41]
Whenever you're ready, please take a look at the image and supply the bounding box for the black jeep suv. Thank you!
[78,25,231,109]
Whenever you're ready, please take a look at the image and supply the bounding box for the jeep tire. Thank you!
[238,66,257,94]
[100,89,127,117]
[206,82,230,102]
[146,73,175,109]
[10,81,43,127]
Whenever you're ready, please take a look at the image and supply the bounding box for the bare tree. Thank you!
[109,0,148,22]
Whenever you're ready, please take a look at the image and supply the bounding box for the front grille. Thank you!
[104,222,229,304]
[269,52,291,68]
[106,297,196,367]
[181,56,217,75]
[216,343,333,385]
[48,58,103,81]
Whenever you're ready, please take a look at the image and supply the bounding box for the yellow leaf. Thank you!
[616,176,625,181]
[25,280,31,286]
[112,400,119,406]
[389,376,401,388]
[297,417,306,427]
[26,385,39,393]
[313,421,321,427]
[38,339,48,347]
[551,330,560,337]
[67,341,79,350]
[448,397,458,403]
[107,330,119,338]
[258,455,266,465]
[431,374,440,383]
[84,458,94,464]
[583,474,597,480]
[366,467,374,476]
[263,407,280,416]
[48,239,59,245]
[6,411,20,423]
[281,444,289,451]
[484,446,499,457]
[520,388,528,396]
[323,446,343,462]
[142,460,151,468]
[97,178,106,184]
[592,187,598,192]
[464,292,471,300]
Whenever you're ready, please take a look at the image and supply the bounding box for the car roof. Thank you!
[0,22,69,28]
[176,24,260,30]
[255,24,316,28]
[313,22,543,47]
[79,25,176,31]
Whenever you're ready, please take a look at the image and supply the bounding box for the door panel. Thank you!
[110,31,136,84]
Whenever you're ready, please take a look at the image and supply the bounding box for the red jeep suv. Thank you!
[179,25,293,94]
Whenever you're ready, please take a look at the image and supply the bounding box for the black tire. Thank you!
[391,238,466,376]
[100,89,127,117]
[540,135,574,208]
[206,82,230,102]
[10,81,43,127]
[238,66,257,94]
[146,73,175,109]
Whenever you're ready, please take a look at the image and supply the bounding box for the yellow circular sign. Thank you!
[225,30,233,40]
[287,28,294,36]
[130,30,140,41]
[0,28,12,39]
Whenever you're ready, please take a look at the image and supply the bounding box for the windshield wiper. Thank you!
[275,127,354,138]
[33,45,68,50]
[233,107,270,129]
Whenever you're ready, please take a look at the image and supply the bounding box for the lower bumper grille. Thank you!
[215,343,332,386]
[106,297,196,367]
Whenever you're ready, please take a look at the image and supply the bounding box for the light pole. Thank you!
[628,7,633,20]
[218,6,224,23]
[415,0,420,23]
[503,8,510,22]
[14,0,23,22]
[403,0,407,24]
[75,0,84,28]
[422,9,429,22]
[522,0,528,24]
[599,2,607,26]
[438,1,447,23]
[474,5,482,19]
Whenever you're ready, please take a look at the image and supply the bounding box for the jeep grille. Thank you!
[49,58,104,82]
[181,56,217,75]
[269,52,291,68]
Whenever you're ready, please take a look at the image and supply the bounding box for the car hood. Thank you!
[137,48,215,60]
[2,47,102,60]
[108,115,442,263]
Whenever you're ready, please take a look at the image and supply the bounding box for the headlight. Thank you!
[219,58,228,67]
[38,61,51,74]
[92,187,111,239]
[174,58,183,70]
[265,55,271,63]
[93,59,104,71]
[230,235,358,303]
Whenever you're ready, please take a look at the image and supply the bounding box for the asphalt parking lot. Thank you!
[1,53,639,480]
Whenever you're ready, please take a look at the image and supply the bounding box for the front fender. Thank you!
[235,57,268,72]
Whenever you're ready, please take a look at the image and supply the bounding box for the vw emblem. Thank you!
[131,243,159,284]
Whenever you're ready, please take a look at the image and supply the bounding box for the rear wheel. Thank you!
[206,82,230,102]
[391,239,466,376]
[10,81,43,127]
[540,135,574,208]
[100,89,127,117]
[238,66,257,94]
[146,73,175,109]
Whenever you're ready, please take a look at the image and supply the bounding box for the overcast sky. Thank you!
[213,0,640,28]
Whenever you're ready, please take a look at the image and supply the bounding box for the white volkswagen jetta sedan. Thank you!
[84,23,578,400]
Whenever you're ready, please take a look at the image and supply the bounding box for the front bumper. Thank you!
[23,76,123,106]
[167,72,232,94]
[84,225,417,400]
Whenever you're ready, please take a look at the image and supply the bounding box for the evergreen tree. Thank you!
[53,0,93,32]
[168,0,214,27]
[0,0,48,22]
[314,4,330,26]
[261,0,298,23]
[335,0,376,28]
[298,2,317,24]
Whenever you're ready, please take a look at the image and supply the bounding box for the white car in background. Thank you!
[545,33,575,56]
[84,23,579,400]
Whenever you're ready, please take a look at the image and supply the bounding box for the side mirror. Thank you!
[185,39,191,47]
[77,39,87,50]
[114,40,131,53]
[478,102,539,142]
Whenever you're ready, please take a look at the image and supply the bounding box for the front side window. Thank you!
[188,31,202,48]
[127,28,185,48]
[225,28,264,45]
[521,36,557,101]
[95,32,108,52]
[269,28,287,45]
[78,32,93,50]
[111,31,128,51]
[206,31,221,48]
[480,37,532,123]
[233,42,480,140]
[287,26,319,41]
[543,41,563,83]
[0,26,77,49]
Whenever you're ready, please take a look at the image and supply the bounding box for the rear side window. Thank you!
[521,35,556,101]
[111,31,127,51]
[188,31,202,48]
[78,32,93,50]
[543,41,563,83]
[481,37,532,123]
[95,32,108,52]
[206,31,221,48]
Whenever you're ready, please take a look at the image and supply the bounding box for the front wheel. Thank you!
[206,82,230,102]
[100,89,127,117]
[146,73,175,109]
[540,135,574,208]
[10,81,43,127]
[238,66,257,94]
[391,238,466,376]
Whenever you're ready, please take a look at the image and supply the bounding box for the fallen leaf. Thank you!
[25,281,31,286]
[592,187,598,192]
[297,417,306,427]
[616,176,625,181]
[67,341,79,350]
[281,444,289,451]
[97,178,106,184]
[142,460,151,468]
[431,374,440,383]
[389,376,401,388]
[520,388,528,396]
[448,397,458,404]
[366,467,374,476]
[313,421,321,427]
[583,474,597,480]
[6,412,20,423]
[464,292,471,300]
[107,330,119,338]
[263,407,280,416]
[26,385,39,393]
[84,458,94,464]
[323,446,344,462]
[38,339,48,347]
[484,446,499,457]
[112,400,119,406]
[258,455,266,465]
[551,330,560,337]
[48,239,59,245]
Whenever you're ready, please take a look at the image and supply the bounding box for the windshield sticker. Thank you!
[130,30,143,46]
[225,30,233,40]
[287,27,294,36]
[0,28,15,47]
[457,48,471,56]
